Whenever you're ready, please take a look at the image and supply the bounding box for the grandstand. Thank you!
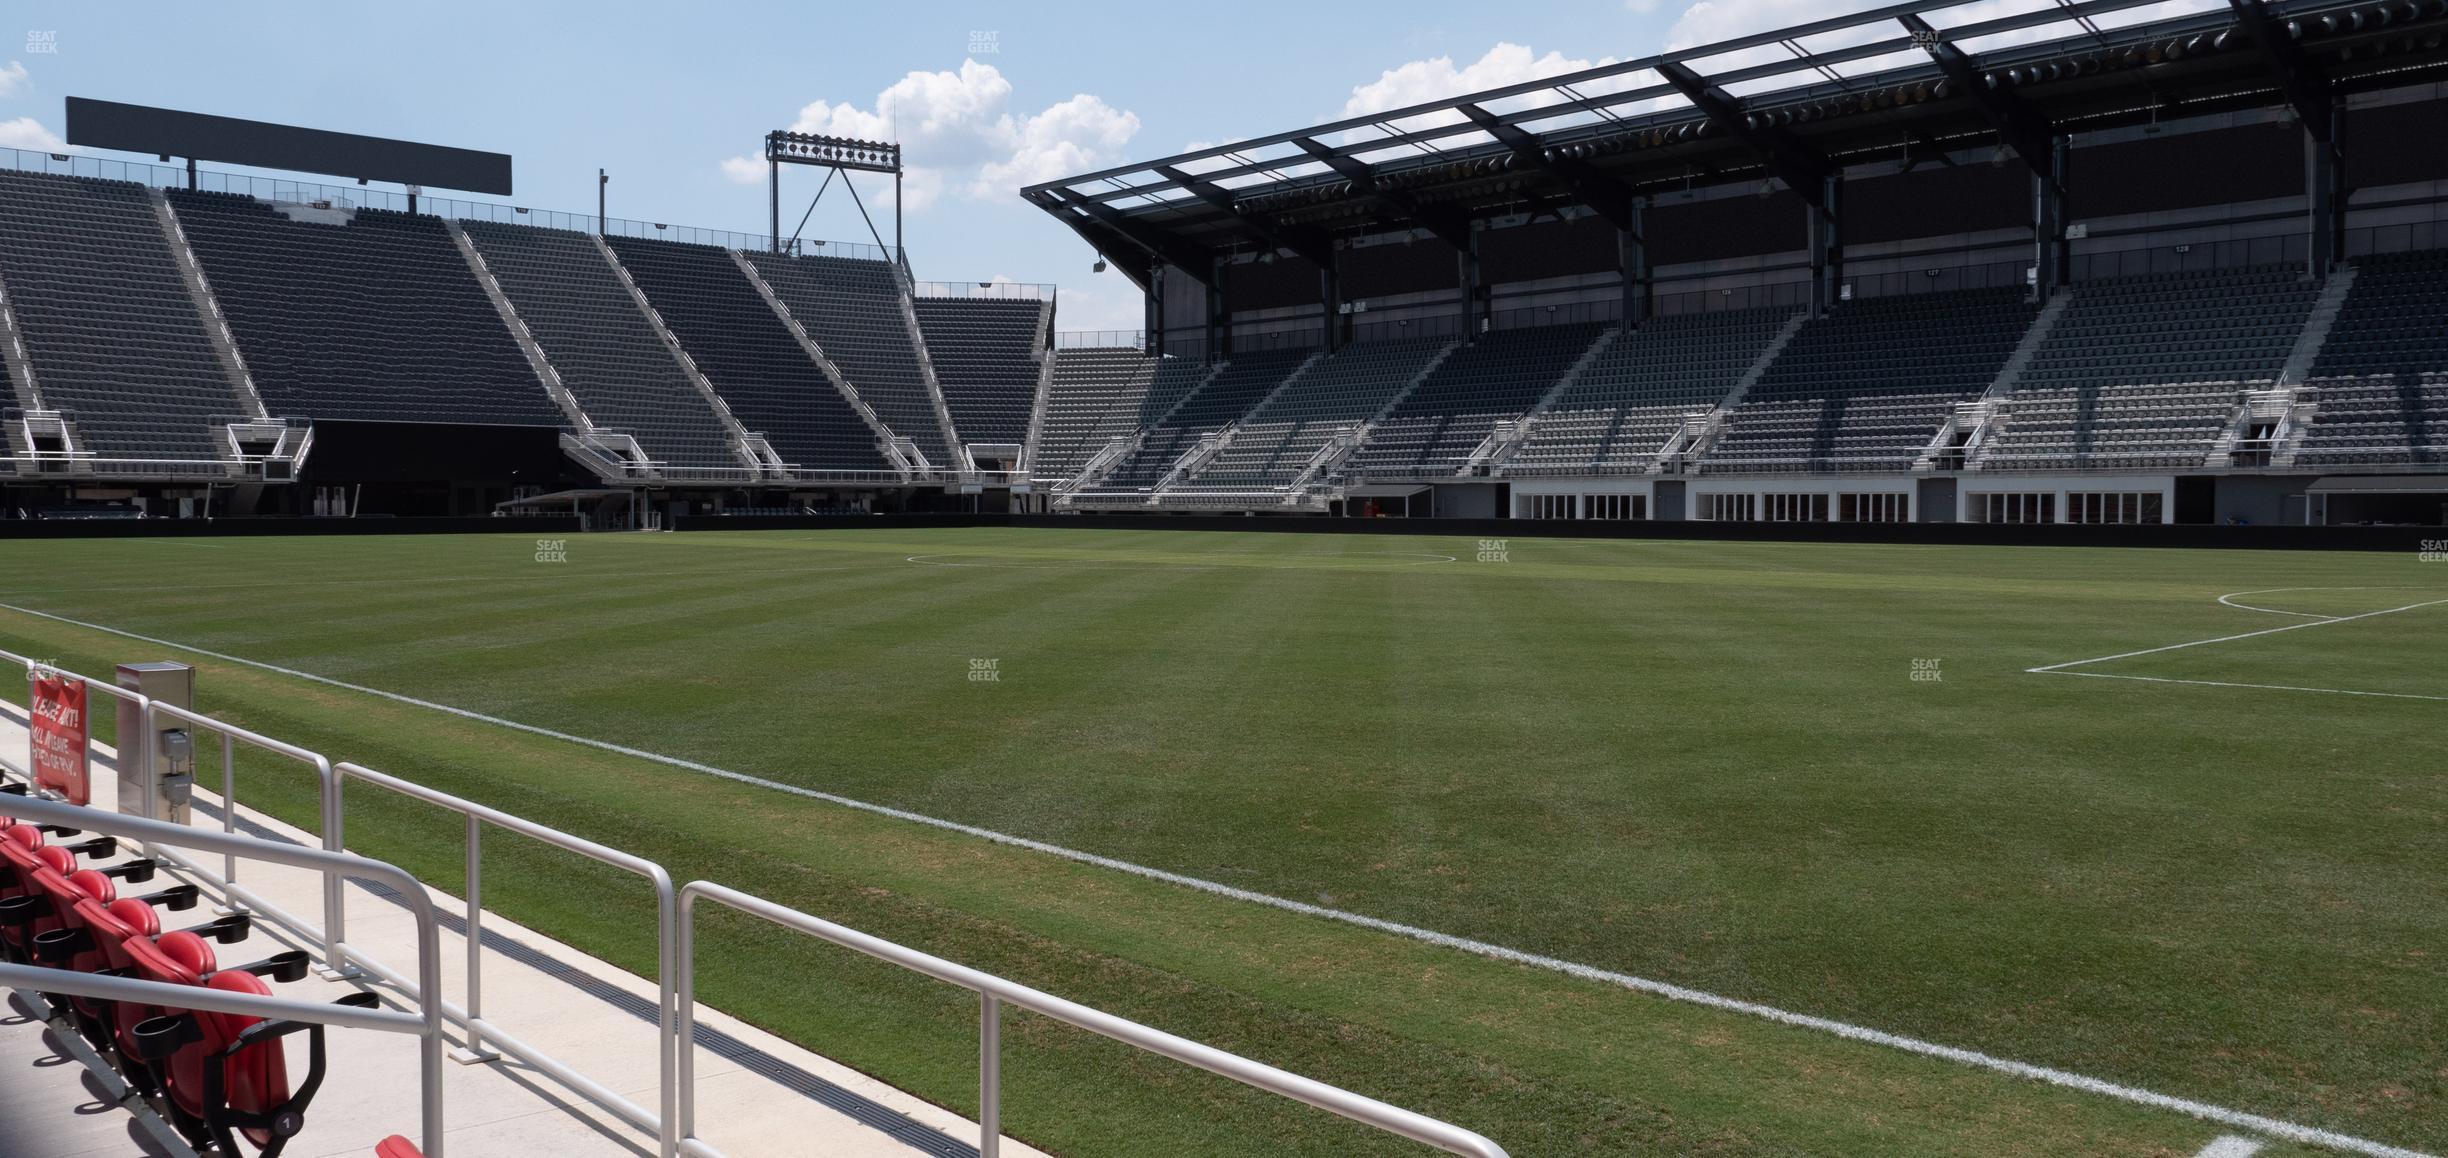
[13,0,2448,528]
[5,2,2448,1155]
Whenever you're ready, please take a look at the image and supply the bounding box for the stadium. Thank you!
[0,1,2444,1156]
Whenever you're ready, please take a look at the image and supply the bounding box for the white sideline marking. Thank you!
[2028,590,2448,703]
[2199,1136,2268,1158]
[905,552,1458,568]
[2028,595,2448,674]
[2039,670,2448,703]
[0,600,2435,1158]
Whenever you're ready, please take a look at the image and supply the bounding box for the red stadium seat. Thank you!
[375,1136,425,1158]
[127,929,364,1157]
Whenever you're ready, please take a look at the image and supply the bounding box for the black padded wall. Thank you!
[1345,237,1462,298]
[1649,194,1807,266]
[2075,122,2303,217]
[1482,215,1620,283]
[2346,98,2448,188]
[1225,254,1324,310]
[1848,164,2030,244]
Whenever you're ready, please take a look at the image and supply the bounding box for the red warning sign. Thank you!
[30,673,90,806]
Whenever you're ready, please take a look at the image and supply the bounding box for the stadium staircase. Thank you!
[1020,302,1057,477]
[728,251,915,481]
[149,191,274,429]
[1703,289,2038,474]
[1342,324,1609,480]
[1059,347,1315,508]
[1036,349,1222,490]
[2290,248,2448,466]
[890,289,973,479]
[447,222,659,481]
[166,191,561,432]
[1158,337,1448,507]
[1471,327,1620,475]
[0,173,300,478]
[607,238,901,480]
[455,222,754,479]
[733,250,942,477]
[913,295,1046,476]
[1496,307,1795,477]
[1972,267,2318,472]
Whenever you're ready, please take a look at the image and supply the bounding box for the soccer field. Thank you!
[1,528,2439,1157]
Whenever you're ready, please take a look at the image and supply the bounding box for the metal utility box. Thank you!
[115,661,195,824]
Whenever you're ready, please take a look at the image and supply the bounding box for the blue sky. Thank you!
[0,0,1862,329]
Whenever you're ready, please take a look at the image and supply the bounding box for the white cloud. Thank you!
[718,60,1140,213]
[1332,43,1637,149]
[0,62,28,99]
[973,93,1138,195]
[1341,43,1615,120]
[0,116,65,151]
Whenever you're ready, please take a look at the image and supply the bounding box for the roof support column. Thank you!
[1620,200,1650,329]
[1809,173,1844,316]
[2307,104,2346,279]
[1146,257,1166,357]
[1458,229,1486,342]
[2036,134,2070,295]
[1207,255,1232,361]
[1320,252,1344,354]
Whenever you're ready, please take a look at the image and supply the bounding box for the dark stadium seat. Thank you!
[1979,265,2315,470]
[2294,249,2448,466]
[459,222,742,470]
[164,191,561,428]
[1507,308,1797,475]
[1704,288,2038,473]
[1177,335,1449,490]
[1036,349,1215,485]
[1344,323,1608,478]
[1979,383,2245,471]
[739,251,947,467]
[914,296,1045,447]
[0,170,256,461]
[1078,346,1314,491]
[613,239,898,473]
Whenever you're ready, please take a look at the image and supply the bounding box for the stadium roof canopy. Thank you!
[1025,0,2448,289]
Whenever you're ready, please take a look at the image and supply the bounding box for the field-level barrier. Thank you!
[0,647,1508,1158]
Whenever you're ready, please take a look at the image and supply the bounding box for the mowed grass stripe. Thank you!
[0,597,2301,1158]
[0,530,2435,1155]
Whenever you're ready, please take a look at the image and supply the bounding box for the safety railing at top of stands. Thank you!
[0,145,898,266]
[0,650,1511,1158]
[910,280,1056,301]
[675,882,1508,1158]
[329,760,680,1157]
[1054,330,1148,349]
[0,793,448,1158]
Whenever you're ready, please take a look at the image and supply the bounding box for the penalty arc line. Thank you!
[0,600,2432,1158]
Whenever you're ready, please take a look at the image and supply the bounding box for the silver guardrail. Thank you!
[0,651,1509,1158]
[0,793,447,1158]
[675,882,1509,1158]
[332,760,680,1156]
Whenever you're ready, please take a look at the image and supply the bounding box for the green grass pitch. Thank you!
[0,527,2440,1156]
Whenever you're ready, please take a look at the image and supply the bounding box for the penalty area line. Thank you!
[2028,596,2448,674]
[0,600,2432,1158]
